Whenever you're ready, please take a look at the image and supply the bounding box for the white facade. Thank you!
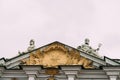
[0,41,120,80]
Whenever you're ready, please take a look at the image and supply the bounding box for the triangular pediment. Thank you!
[21,41,93,68]
[1,41,119,69]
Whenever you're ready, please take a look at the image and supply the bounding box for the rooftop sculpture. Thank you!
[27,39,35,51]
[77,38,102,58]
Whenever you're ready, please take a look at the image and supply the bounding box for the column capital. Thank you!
[103,67,120,77]
[22,65,41,74]
[0,66,5,77]
[109,76,117,78]
[0,66,5,72]
[22,65,42,79]
[109,76,117,80]
[28,75,36,80]
[64,71,78,75]
[22,65,42,71]
[103,66,120,71]
[106,71,119,76]
[67,74,76,78]
[67,75,75,80]
[60,65,81,71]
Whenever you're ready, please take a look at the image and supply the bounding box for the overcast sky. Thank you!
[0,0,120,59]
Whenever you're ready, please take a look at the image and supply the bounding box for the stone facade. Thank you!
[0,40,120,80]
[0,66,120,80]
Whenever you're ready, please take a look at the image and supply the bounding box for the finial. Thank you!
[85,38,90,45]
[30,39,35,46]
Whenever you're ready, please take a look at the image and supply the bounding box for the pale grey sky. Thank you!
[0,0,120,59]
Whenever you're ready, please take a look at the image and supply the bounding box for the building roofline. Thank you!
[104,56,120,64]
[6,41,83,61]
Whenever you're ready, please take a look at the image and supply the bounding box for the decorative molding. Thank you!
[21,43,93,68]
[45,69,59,75]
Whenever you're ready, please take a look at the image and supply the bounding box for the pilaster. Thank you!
[60,65,81,80]
[103,66,120,80]
[109,76,117,80]
[22,65,41,80]
[0,66,5,77]
[28,75,36,80]
[67,75,75,80]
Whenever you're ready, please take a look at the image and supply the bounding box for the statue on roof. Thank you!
[77,38,102,58]
[77,38,91,53]
[27,39,35,51]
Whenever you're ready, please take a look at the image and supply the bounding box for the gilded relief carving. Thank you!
[45,69,59,75]
[47,76,55,80]
[21,43,93,68]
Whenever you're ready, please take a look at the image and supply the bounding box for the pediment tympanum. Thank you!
[21,42,93,68]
